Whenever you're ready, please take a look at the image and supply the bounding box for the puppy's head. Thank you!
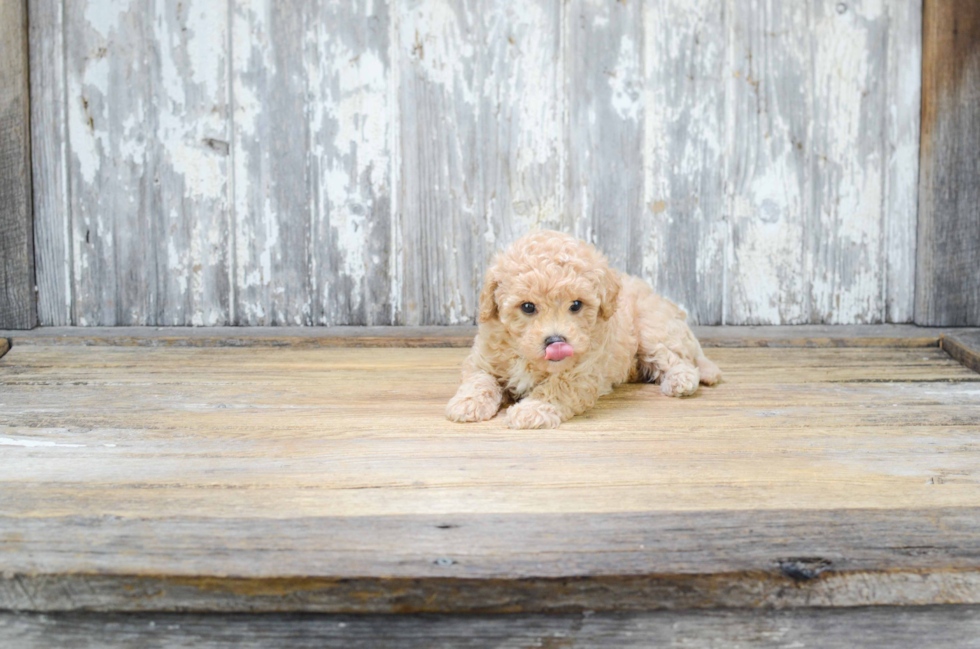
[479,231,621,372]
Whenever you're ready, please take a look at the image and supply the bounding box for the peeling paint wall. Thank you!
[30,0,921,326]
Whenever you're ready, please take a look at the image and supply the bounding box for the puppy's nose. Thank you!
[544,335,567,346]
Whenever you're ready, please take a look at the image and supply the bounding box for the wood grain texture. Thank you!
[5,607,980,649]
[727,0,921,326]
[1,345,980,611]
[726,0,809,325]
[916,0,980,326]
[0,0,36,330]
[565,0,643,277]
[63,0,232,326]
[1,324,976,348]
[642,0,726,324]
[808,0,887,324]
[231,0,391,326]
[4,508,980,612]
[394,0,564,325]
[28,0,72,326]
[29,0,924,326]
[885,0,922,324]
[942,331,980,374]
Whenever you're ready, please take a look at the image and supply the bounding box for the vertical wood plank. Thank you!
[395,0,563,325]
[64,0,144,325]
[29,0,73,326]
[0,0,36,330]
[726,0,809,325]
[308,0,392,325]
[232,0,393,326]
[884,0,921,323]
[641,0,727,324]
[564,0,643,275]
[149,0,233,326]
[232,0,313,325]
[66,0,231,325]
[807,0,887,324]
[916,0,980,326]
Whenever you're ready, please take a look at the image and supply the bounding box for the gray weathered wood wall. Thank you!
[915,0,980,327]
[1,0,36,330]
[29,0,922,326]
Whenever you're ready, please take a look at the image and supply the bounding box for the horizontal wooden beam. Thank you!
[2,325,978,349]
[3,508,980,613]
[942,331,980,374]
[0,0,36,330]
[4,606,980,649]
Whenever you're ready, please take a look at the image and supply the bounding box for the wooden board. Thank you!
[2,324,977,349]
[231,0,392,327]
[0,0,36,330]
[642,0,726,325]
[943,331,980,375]
[29,0,923,327]
[2,344,980,612]
[4,607,980,649]
[565,0,643,282]
[394,0,565,326]
[28,0,72,326]
[61,0,232,327]
[916,0,980,326]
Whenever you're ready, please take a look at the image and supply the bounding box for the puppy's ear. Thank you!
[598,267,622,320]
[478,266,500,323]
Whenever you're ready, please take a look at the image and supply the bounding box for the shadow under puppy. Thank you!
[447,231,722,429]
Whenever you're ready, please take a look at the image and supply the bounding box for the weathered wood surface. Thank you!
[2,324,978,349]
[2,345,980,612]
[395,0,566,326]
[5,607,980,649]
[916,0,980,326]
[1,0,36,330]
[4,508,980,612]
[29,0,922,326]
[61,0,232,327]
[28,0,71,327]
[942,331,980,375]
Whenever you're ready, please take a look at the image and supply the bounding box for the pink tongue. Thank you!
[545,342,574,361]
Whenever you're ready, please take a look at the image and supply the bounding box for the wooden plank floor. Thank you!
[2,336,980,613]
[5,607,980,649]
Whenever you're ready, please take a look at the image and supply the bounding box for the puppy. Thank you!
[446,231,722,429]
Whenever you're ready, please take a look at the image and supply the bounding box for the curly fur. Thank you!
[446,231,722,429]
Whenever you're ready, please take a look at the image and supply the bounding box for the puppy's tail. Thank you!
[697,355,723,386]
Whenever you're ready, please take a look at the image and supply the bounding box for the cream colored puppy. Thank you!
[446,231,721,429]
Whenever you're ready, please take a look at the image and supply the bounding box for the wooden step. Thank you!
[1,327,980,645]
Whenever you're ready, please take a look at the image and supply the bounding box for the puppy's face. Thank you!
[498,275,599,371]
[480,232,620,373]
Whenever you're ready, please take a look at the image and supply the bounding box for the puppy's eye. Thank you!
[520,302,536,315]
[569,300,583,313]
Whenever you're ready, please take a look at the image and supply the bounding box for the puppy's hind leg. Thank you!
[697,355,722,386]
[639,343,701,397]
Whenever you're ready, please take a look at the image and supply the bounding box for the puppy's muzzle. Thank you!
[544,335,574,362]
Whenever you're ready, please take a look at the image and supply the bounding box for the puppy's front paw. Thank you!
[660,365,700,397]
[506,399,563,429]
[446,393,500,422]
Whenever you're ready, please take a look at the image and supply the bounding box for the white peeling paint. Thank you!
[83,0,130,38]
[37,0,923,326]
[609,35,641,122]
